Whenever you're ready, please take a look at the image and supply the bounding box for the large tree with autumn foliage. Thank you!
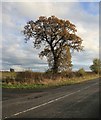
[23,16,83,73]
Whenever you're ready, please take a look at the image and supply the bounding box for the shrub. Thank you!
[77,68,85,77]
[4,76,15,84]
[44,69,56,80]
[60,71,75,78]
[15,71,43,83]
[15,71,33,83]
[32,72,43,83]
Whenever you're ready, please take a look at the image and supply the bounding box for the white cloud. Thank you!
[76,23,99,52]
[11,65,24,71]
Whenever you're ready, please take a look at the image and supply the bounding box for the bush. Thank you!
[32,72,43,83]
[15,71,43,83]
[60,71,75,78]
[16,71,36,83]
[77,68,85,77]
[4,76,15,84]
[44,69,57,80]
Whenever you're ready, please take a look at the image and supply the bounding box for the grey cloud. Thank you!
[2,2,99,71]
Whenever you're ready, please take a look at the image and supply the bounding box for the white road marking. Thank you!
[4,82,98,119]
[77,94,91,103]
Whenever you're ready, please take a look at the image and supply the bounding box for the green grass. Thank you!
[2,83,45,89]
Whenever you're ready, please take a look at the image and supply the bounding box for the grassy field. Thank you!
[1,71,99,89]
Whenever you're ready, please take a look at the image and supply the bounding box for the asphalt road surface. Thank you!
[2,78,100,119]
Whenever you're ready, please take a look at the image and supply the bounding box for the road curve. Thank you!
[2,78,100,119]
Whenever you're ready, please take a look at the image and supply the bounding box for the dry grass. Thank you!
[40,74,99,87]
[1,71,100,89]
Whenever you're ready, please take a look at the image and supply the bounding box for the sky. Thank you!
[1,0,100,72]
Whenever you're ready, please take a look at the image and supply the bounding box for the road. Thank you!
[2,78,100,119]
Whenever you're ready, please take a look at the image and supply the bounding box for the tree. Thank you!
[77,68,85,77]
[57,46,73,72]
[23,16,83,73]
[90,58,101,74]
[10,68,14,72]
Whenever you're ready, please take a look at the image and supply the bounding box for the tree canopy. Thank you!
[23,16,83,73]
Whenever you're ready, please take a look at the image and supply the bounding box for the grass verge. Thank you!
[1,74,99,89]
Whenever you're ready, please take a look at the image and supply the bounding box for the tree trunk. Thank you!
[53,56,58,74]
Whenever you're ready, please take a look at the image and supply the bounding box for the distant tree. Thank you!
[77,68,85,77]
[10,68,14,72]
[90,58,101,74]
[23,16,83,73]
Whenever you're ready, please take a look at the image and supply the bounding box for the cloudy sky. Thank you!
[1,0,100,72]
